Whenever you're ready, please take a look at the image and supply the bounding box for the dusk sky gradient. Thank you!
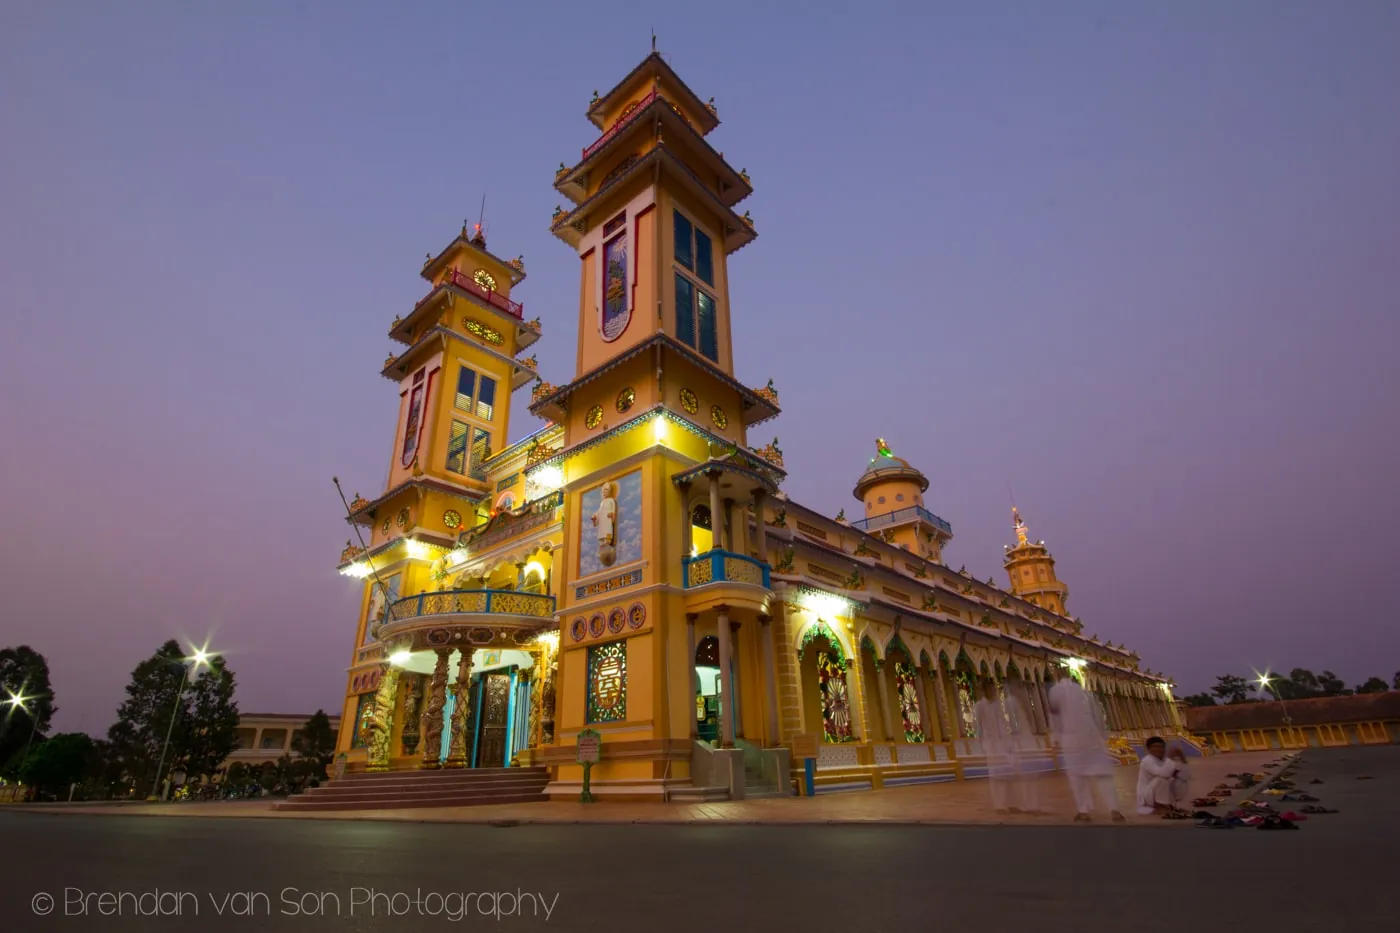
[3,2,1398,733]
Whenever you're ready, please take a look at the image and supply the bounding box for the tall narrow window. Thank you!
[475,375,496,421]
[469,427,490,479]
[675,273,719,363]
[454,368,475,411]
[694,229,713,285]
[674,211,693,270]
[446,420,470,474]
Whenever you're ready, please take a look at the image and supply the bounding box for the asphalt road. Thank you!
[3,746,1396,933]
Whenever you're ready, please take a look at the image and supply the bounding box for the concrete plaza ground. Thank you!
[19,748,1286,825]
[3,747,1397,933]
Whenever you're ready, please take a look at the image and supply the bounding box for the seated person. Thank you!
[1136,736,1188,814]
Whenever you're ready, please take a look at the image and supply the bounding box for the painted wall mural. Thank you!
[600,230,630,341]
[579,469,642,577]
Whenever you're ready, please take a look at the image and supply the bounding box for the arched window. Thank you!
[690,503,713,554]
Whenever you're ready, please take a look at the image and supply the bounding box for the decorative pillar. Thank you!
[760,614,780,746]
[875,660,896,741]
[679,482,693,556]
[716,608,736,747]
[752,489,769,564]
[686,613,699,740]
[419,649,450,769]
[444,650,474,768]
[708,472,724,551]
[723,498,737,555]
[934,663,960,738]
[541,650,557,746]
[365,665,400,772]
[399,675,424,756]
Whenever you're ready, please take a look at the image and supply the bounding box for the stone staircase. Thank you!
[273,767,549,812]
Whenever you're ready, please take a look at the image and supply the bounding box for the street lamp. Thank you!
[4,690,44,794]
[149,646,216,801]
[1255,670,1293,733]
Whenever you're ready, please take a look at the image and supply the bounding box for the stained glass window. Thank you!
[587,640,627,723]
[350,693,374,749]
[953,670,978,738]
[817,651,854,742]
[894,661,925,742]
[602,233,629,339]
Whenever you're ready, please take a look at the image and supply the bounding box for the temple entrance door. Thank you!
[695,636,720,744]
[473,672,513,767]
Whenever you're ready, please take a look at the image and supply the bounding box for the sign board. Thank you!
[576,729,602,765]
[791,733,820,760]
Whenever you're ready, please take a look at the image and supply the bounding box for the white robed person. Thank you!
[973,683,1041,815]
[1047,674,1125,822]
[1136,736,1190,815]
[590,481,618,567]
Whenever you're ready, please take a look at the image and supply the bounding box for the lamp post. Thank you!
[150,647,214,801]
[4,691,44,797]
[1256,671,1293,741]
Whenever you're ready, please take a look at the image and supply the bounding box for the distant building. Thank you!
[1185,693,1400,751]
[226,713,340,771]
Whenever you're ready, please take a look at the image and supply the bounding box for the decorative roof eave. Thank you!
[557,97,752,208]
[524,405,784,487]
[382,325,538,390]
[390,282,540,350]
[335,529,457,572]
[587,52,719,134]
[345,478,487,526]
[420,230,527,286]
[670,457,780,495]
[478,422,565,476]
[550,147,756,255]
[527,333,780,424]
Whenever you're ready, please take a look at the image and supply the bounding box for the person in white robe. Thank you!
[1136,737,1189,814]
[1047,674,1125,822]
[974,683,1041,815]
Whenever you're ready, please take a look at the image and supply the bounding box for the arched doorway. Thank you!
[886,639,925,742]
[797,626,854,743]
[694,635,721,743]
[948,651,979,738]
[690,503,713,554]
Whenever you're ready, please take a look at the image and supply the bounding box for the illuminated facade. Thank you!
[333,52,1182,799]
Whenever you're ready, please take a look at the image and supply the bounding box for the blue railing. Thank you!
[385,589,555,623]
[682,549,772,589]
[848,505,953,535]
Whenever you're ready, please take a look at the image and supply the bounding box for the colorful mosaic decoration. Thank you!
[616,386,635,413]
[953,669,979,738]
[601,231,630,340]
[396,507,410,528]
[817,651,854,742]
[894,662,926,742]
[627,601,646,629]
[473,268,498,292]
[442,509,462,529]
[588,612,606,638]
[710,405,728,429]
[679,388,698,414]
[585,405,604,429]
[350,693,374,749]
[586,640,627,723]
[463,317,504,345]
[607,606,626,634]
[575,568,643,600]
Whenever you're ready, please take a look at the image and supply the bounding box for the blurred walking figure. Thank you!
[974,682,1041,815]
[1047,674,1125,822]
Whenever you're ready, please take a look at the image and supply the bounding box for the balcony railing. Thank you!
[434,269,524,319]
[581,89,658,161]
[386,589,555,623]
[848,506,953,536]
[682,549,771,590]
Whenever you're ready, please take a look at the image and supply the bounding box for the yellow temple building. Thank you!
[329,52,1184,804]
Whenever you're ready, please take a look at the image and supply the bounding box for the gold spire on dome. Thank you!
[1013,507,1029,547]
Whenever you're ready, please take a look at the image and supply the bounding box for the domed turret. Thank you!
[1002,507,1070,615]
[848,439,952,562]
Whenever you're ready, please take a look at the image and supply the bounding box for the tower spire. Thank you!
[1012,505,1028,546]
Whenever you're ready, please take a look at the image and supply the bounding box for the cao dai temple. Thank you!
[315,52,1184,808]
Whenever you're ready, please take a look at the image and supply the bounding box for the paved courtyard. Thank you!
[4,746,1397,933]
[21,749,1286,826]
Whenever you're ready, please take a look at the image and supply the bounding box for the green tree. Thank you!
[0,646,56,778]
[1211,674,1252,705]
[18,733,95,795]
[1180,692,1217,707]
[292,710,336,779]
[1355,676,1389,694]
[106,641,239,796]
[177,657,239,781]
[1317,670,1351,696]
[1273,668,1322,700]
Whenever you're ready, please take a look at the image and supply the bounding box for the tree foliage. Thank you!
[0,646,57,778]
[18,732,95,794]
[292,710,337,779]
[1210,674,1252,705]
[1355,676,1389,695]
[1180,692,1217,707]
[106,641,239,796]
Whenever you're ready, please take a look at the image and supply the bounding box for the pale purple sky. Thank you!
[3,3,1397,732]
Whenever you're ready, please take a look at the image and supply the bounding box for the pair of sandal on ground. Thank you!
[1197,813,1300,830]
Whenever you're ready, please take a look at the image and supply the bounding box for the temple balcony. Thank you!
[430,268,525,320]
[681,549,773,616]
[848,505,953,537]
[377,590,556,651]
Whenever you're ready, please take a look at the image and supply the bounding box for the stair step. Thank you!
[275,791,547,812]
[338,767,546,784]
[668,786,730,802]
[309,776,546,794]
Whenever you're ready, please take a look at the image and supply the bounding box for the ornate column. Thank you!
[365,665,400,772]
[399,675,424,756]
[716,607,736,747]
[419,649,450,769]
[752,489,769,564]
[760,614,780,746]
[875,660,896,741]
[444,650,475,768]
[708,471,724,551]
[541,647,557,746]
[686,613,699,740]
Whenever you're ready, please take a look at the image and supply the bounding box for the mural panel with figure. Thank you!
[579,469,642,577]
